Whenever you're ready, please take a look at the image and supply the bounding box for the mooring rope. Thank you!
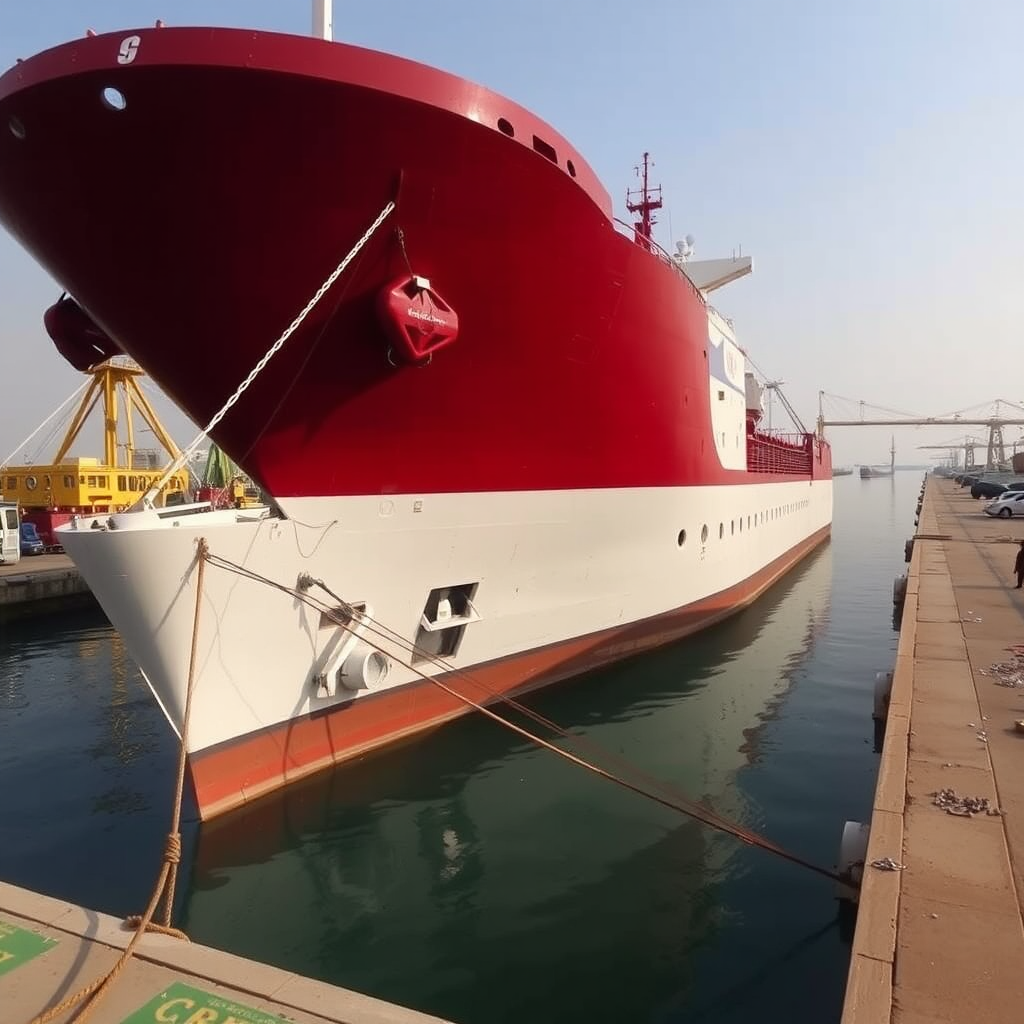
[24,201,404,1023]
[24,543,208,1024]
[203,551,844,885]
[300,575,798,846]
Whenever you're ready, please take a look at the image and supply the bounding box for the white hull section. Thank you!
[58,480,832,757]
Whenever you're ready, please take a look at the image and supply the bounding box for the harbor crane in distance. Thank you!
[817,394,1024,472]
[916,438,988,471]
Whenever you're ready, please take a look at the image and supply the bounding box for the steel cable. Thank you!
[203,550,844,884]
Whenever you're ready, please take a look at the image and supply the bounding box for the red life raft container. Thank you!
[377,275,459,364]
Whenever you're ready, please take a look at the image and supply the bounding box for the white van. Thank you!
[0,501,20,565]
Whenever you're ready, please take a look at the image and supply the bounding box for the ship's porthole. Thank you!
[719,522,724,539]
[567,159,577,178]
[101,86,127,111]
[8,116,25,139]
[701,524,708,543]
[677,529,686,547]
[25,475,38,490]
[497,117,514,137]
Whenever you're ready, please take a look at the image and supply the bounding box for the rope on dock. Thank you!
[204,551,846,887]
[24,543,207,1024]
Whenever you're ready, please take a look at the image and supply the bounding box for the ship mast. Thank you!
[312,0,333,41]
[625,152,663,251]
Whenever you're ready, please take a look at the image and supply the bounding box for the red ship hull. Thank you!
[0,27,828,498]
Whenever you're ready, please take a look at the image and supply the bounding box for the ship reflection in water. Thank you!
[0,611,181,911]
[182,543,836,1024]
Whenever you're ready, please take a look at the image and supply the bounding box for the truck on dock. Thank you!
[0,501,21,565]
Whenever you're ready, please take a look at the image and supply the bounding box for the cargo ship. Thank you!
[859,437,896,479]
[0,9,832,819]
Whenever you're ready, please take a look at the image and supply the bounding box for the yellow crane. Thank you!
[0,358,188,546]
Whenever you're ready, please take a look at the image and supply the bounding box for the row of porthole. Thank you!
[495,116,577,178]
[676,498,812,548]
[8,86,126,139]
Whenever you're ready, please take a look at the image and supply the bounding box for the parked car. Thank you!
[971,481,1007,499]
[985,491,1024,518]
[19,522,45,556]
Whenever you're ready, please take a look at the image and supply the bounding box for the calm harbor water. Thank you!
[0,472,921,1023]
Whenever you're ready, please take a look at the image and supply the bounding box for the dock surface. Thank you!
[842,476,1024,1023]
[0,553,92,617]
[0,552,75,576]
[1,879,451,1024]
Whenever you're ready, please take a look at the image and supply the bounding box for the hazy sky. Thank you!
[1,0,1022,469]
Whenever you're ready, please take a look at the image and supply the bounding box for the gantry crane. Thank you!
[817,395,1024,471]
[916,438,987,471]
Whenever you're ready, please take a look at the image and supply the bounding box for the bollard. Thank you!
[836,821,870,903]
[873,716,887,752]
[873,670,894,721]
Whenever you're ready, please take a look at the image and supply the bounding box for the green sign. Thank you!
[0,918,58,976]
[122,981,290,1024]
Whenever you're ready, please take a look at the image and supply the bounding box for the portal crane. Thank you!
[817,393,1024,471]
[917,439,987,471]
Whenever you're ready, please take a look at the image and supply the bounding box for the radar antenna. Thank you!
[626,152,663,250]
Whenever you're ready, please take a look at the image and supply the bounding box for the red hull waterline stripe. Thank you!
[189,524,832,820]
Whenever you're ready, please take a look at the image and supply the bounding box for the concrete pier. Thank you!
[1,879,451,1024]
[842,476,1024,1023]
[0,553,94,619]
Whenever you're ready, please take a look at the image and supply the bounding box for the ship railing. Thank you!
[611,219,705,302]
[153,500,215,519]
[754,430,811,447]
[747,431,814,475]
